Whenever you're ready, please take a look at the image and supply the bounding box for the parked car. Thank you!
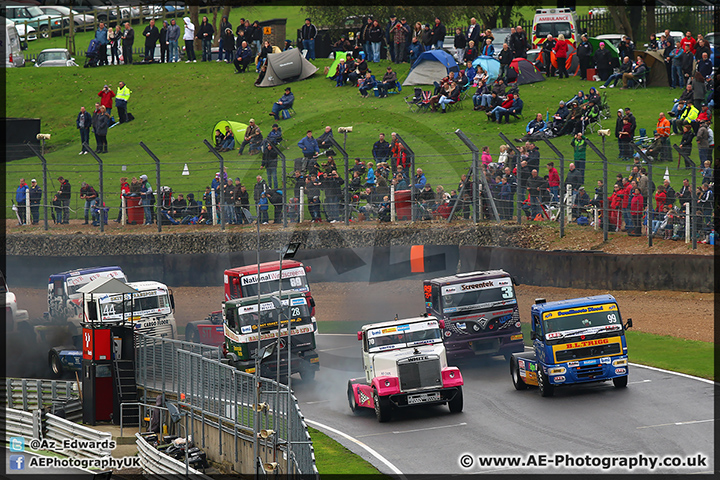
[141,4,164,19]
[655,31,683,46]
[42,0,116,23]
[594,33,623,49]
[5,18,26,67]
[37,5,95,32]
[15,23,37,42]
[33,48,78,67]
[2,3,64,38]
[703,32,717,68]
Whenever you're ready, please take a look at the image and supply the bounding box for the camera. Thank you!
[337,126,353,133]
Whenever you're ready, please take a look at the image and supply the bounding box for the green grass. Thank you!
[5,11,692,219]
[309,426,385,476]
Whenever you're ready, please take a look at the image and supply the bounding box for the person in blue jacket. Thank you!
[270,87,294,120]
[297,130,319,160]
[15,178,28,224]
[95,22,109,66]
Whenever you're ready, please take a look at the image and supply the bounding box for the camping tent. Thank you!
[550,43,580,76]
[212,120,248,143]
[256,48,318,87]
[472,55,501,82]
[508,57,545,85]
[327,51,348,78]
[402,50,459,86]
[634,50,667,87]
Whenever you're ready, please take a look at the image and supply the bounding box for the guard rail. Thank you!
[135,432,212,479]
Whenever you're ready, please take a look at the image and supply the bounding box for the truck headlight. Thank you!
[612,358,627,366]
[549,367,566,375]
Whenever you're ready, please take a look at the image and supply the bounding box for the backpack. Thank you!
[280,109,291,120]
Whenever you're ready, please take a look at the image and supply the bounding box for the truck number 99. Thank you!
[607,313,617,323]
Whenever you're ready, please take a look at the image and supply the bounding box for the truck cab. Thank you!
[510,295,632,397]
[424,270,523,361]
[48,280,177,377]
[221,292,319,381]
[348,316,463,422]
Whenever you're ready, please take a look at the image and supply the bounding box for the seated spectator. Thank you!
[377,66,398,97]
[321,155,338,175]
[572,186,590,220]
[579,100,600,131]
[269,87,294,120]
[550,100,569,135]
[266,123,283,145]
[332,36,352,54]
[182,193,200,217]
[472,78,490,110]
[486,93,513,123]
[455,69,469,89]
[392,169,409,190]
[170,193,187,218]
[214,129,224,148]
[254,64,267,86]
[586,86,600,105]
[620,56,647,89]
[473,66,488,85]
[464,61,476,85]
[478,78,505,111]
[256,40,273,71]
[238,118,262,155]
[233,41,253,73]
[556,101,582,136]
[218,125,235,151]
[358,72,377,98]
[567,90,586,105]
[348,171,363,192]
[671,101,698,134]
[519,113,546,141]
[432,81,460,113]
[418,183,436,219]
[376,161,391,180]
[352,157,366,176]
[599,56,632,88]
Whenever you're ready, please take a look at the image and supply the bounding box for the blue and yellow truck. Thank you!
[510,295,632,397]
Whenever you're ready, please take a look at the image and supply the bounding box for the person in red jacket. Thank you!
[629,187,644,236]
[609,183,622,231]
[487,93,514,122]
[655,184,667,213]
[98,84,115,117]
[678,31,696,55]
[115,176,131,223]
[619,179,634,231]
[553,34,569,78]
[546,161,560,202]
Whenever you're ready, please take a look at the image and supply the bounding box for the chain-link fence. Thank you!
[136,333,318,477]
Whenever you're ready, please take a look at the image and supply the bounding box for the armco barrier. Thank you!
[1,408,41,443]
[44,413,113,459]
[459,246,714,293]
[135,432,212,479]
[4,378,79,411]
[6,245,710,292]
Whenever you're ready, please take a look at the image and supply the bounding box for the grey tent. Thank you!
[256,48,318,87]
[634,50,667,87]
[402,50,459,86]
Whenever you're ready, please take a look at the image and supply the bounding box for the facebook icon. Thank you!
[10,454,25,470]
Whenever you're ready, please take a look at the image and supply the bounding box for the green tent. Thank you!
[588,37,619,58]
[212,120,248,149]
[326,51,348,78]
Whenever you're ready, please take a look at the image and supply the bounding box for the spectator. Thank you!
[238,119,262,155]
[432,81,460,113]
[472,78,489,110]
[617,35,634,60]
[660,34,674,87]
[463,40,478,63]
[413,168,427,191]
[550,100,569,135]
[321,170,344,222]
[92,105,110,153]
[600,56,631,89]
[698,183,713,231]
[170,193,187,219]
[678,31,696,54]
[576,34,593,80]
[364,161,377,188]
[393,141,408,171]
[545,162,560,202]
[121,22,134,65]
[647,33,659,51]
[108,24,120,65]
[269,87,294,120]
[298,18,318,61]
[594,42,613,81]
[298,130,319,167]
[578,100,599,133]
[358,72,377,98]
[409,36,423,63]
[697,122,710,165]
[218,125,235,152]
[266,123,283,146]
[486,93,514,122]
[214,129,224,148]
[394,18,410,63]
[97,84,115,117]
[526,169,545,219]
[620,56,647,89]
[510,25,528,58]
[365,19,382,63]
[76,106,92,155]
[431,18,446,51]
[678,124,694,167]
[696,52,713,79]
[679,44,694,82]
[481,38,494,57]
[233,41,253,73]
[553,34,569,79]
[572,186,590,220]
[164,18,180,63]
[15,178,28,225]
[139,174,154,225]
[691,71,706,110]
[250,20,263,55]
[377,66,398,97]
[26,178,41,225]
[114,79,131,125]
[618,117,633,160]
[182,17,196,62]
[159,21,169,63]
[321,154,337,175]
[672,101,698,134]
[624,107,637,136]
[114,177,130,223]
[142,19,159,63]
[95,22,109,67]
[628,187,644,236]
[372,133,391,163]
[481,146,492,166]
[541,35,556,76]
[466,18,480,46]
[565,162,583,195]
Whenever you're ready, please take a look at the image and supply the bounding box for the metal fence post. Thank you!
[456,129,499,221]
[541,138,567,237]
[498,133,523,224]
[84,146,105,232]
[204,139,225,230]
[584,138,608,241]
[138,142,162,233]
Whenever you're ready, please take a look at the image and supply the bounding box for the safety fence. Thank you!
[2,378,79,412]
[136,333,318,477]
[1,408,41,444]
[135,432,212,479]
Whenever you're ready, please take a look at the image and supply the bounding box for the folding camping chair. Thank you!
[386,81,402,95]
[405,87,424,112]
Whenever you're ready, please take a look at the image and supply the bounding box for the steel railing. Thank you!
[3,378,79,411]
[135,432,212,479]
[44,413,113,459]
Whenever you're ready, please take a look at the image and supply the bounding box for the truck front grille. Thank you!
[398,357,442,390]
[556,342,621,362]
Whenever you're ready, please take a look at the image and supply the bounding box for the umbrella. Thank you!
[472,55,500,82]
[588,37,619,58]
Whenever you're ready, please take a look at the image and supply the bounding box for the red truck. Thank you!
[185,260,314,345]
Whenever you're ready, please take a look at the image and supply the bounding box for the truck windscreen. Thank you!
[536,22,572,39]
[441,280,515,314]
[99,291,170,320]
[237,267,309,298]
[366,320,443,352]
[235,304,311,333]
[543,303,623,340]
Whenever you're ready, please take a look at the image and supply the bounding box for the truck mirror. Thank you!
[357,331,363,341]
[308,297,316,308]
[512,276,519,285]
[438,319,445,329]
[304,265,312,273]
[169,291,175,311]
[624,318,633,330]
[530,331,537,340]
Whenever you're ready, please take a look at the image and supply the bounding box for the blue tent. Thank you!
[472,55,501,83]
[403,50,459,86]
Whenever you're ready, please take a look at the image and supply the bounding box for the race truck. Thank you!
[510,295,633,397]
[2,270,30,336]
[48,281,177,377]
[221,292,319,381]
[348,315,464,423]
[185,260,314,345]
[423,270,524,361]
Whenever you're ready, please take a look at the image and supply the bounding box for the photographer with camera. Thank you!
[97,84,115,118]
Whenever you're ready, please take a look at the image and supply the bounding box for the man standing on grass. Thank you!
[143,19,160,62]
[95,22,109,66]
[76,106,92,155]
[115,81,131,124]
[122,22,134,65]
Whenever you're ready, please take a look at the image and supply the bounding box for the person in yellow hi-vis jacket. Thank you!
[114,81,132,125]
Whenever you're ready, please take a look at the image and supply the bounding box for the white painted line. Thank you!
[357,422,467,438]
[627,379,652,385]
[318,345,355,352]
[317,333,357,337]
[306,419,405,479]
[637,419,714,429]
[304,400,331,405]
[628,363,715,385]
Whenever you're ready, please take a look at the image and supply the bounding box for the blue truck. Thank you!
[510,295,632,397]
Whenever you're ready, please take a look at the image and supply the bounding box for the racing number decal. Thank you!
[424,284,432,300]
[290,277,301,288]
[607,314,617,323]
[102,304,116,316]
[501,286,513,299]
[290,307,300,317]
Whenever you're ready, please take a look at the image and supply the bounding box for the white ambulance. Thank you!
[531,8,579,47]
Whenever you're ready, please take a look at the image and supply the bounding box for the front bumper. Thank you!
[388,387,461,408]
[548,356,629,385]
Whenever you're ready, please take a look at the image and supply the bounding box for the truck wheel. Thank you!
[538,370,554,397]
[373,389,391,423]
[448,386,463,413]
[49,351,63,378]
[300,368,315,382]
[504,353,513,363]
[347,381,361,415]
[613,376,628,388]
[511,358,528,390]
[185,325,199,344]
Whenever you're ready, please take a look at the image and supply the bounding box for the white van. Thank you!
[531,8,578,47]
[4,18,26,67]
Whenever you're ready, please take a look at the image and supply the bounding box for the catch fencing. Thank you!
[136,333,318,477]
[3,378,79,412]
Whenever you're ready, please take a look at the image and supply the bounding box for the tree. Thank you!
[190,5,199,51]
